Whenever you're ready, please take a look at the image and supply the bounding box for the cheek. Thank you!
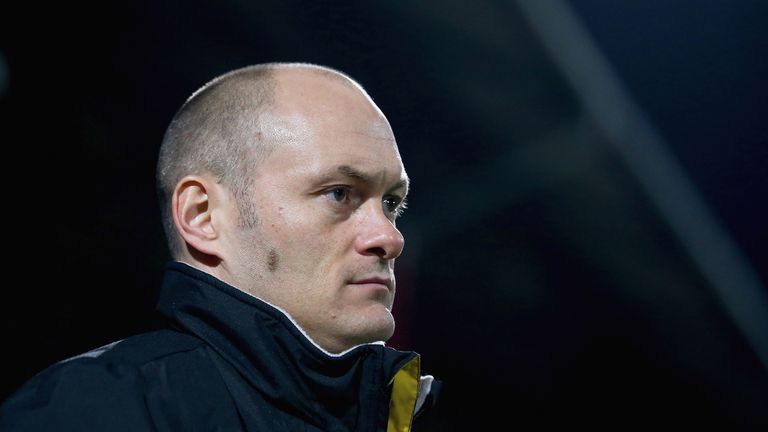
[266,248,279,273]
[261,197,357,274]
[274,203,347,249]
[264,219,335,275]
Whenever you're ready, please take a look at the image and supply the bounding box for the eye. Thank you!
[383,195,406,217]
[325,186,350,203]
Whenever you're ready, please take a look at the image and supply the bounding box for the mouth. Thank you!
[349,276,393,292]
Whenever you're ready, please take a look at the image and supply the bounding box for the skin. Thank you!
[172,67,409,353]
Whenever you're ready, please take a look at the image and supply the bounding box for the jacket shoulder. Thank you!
[79,328,206,365]
[0,329,210,431]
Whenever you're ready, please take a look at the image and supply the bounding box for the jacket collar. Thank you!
[155,261,418,430]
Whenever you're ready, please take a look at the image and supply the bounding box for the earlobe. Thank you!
[172,176,222,258]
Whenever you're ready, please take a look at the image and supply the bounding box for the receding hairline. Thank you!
[185,62,364,108]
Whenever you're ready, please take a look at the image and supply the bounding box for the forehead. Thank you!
[257,71,407,184]
[261,112,406,186]
[271,69,387,132]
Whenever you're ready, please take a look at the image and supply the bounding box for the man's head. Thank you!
[156,63,409,353]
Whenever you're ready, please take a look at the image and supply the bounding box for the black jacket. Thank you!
[1,262,436,431]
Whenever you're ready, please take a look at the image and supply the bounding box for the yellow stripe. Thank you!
[387,355,420,432]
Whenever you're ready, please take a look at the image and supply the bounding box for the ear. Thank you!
[171,175,226,260]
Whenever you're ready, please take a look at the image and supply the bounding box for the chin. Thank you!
[336,307,394,348]
[358,308,396,343]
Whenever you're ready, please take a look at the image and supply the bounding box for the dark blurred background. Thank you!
[2,0,767,429]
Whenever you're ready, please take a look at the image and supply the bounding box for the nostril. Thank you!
[366,246,387,258]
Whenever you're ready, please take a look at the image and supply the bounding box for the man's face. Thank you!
[225,72,408,353]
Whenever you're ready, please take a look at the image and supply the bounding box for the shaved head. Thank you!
[156,63,362,256]
[157,62,407,352]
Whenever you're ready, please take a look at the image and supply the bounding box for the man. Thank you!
[0,63,437,431]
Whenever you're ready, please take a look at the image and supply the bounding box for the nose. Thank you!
[353,203,405,260]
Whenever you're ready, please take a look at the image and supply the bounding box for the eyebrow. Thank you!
[337,165,409,193]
